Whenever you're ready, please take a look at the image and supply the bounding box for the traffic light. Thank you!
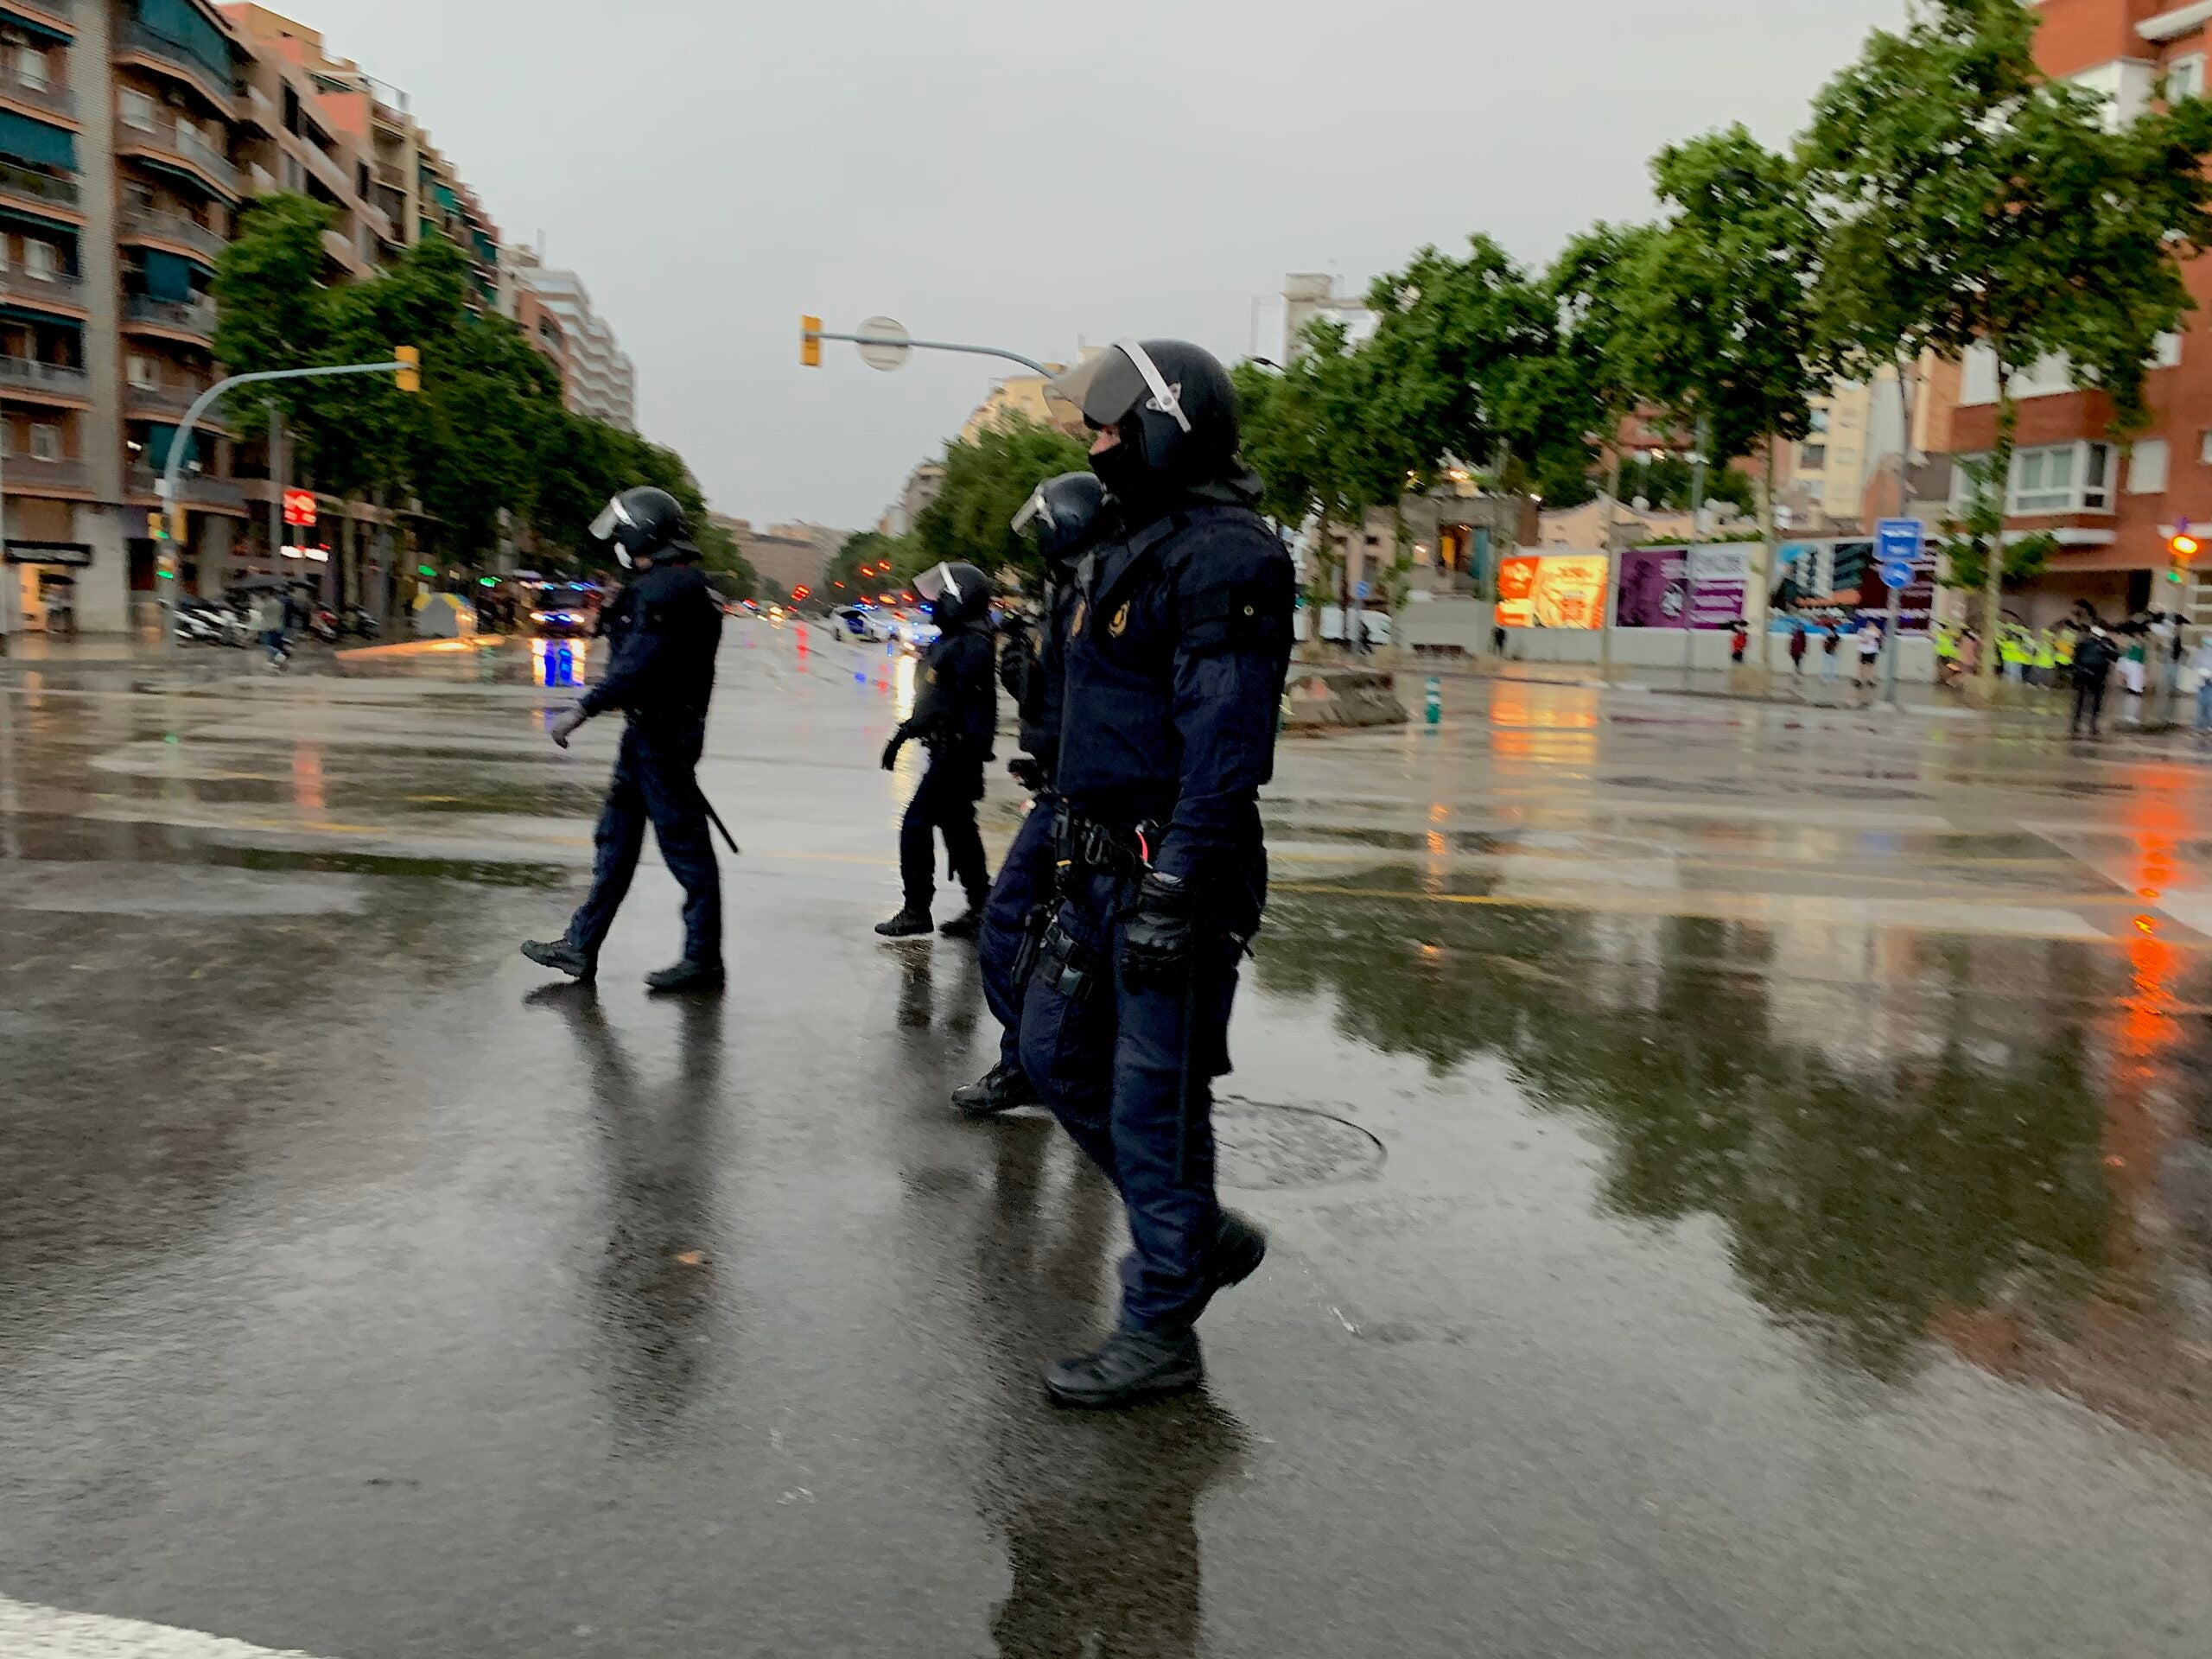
[800,316,822,368]
[2169,525,2202,584]
[395,345,422,394]
[167,505,187,544]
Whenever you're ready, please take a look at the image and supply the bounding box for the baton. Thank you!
[698,789,743,856]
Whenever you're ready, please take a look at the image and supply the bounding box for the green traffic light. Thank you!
[416,564,436,578]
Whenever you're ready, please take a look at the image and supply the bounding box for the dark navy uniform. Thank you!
[893,622,998,919]
[1018,497,1294,1332]
[563,560,725,968]
[976,579,1081,1070]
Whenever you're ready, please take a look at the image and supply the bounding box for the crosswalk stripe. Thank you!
[0,1594,335,1658]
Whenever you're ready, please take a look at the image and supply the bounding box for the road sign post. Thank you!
[1875,518,1923,709]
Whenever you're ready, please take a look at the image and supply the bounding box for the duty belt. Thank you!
[1053,807,1159,881]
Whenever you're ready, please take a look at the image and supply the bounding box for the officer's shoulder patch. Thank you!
[1071,599,1087,637]
[1109,601,1130,639]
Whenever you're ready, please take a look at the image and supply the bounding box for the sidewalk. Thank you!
[1391,655,1975,715]
[0,632,332,685]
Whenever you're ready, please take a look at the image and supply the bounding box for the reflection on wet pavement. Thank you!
[3,631,2211,1657]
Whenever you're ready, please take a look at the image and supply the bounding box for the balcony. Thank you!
[4,455,89,495]
[239,84,277,134]
[124,378,224,423]
[116,116,239,196]
[0,159,79,213]
[123,294,218,340]
[0,66,76,121]
[0,356,90,399]
[129,466,245,510]
[4,0,73,28]
[1,265,86,312]
[119,205,226,263]
[115,22,238,113]
[320,226,365,271]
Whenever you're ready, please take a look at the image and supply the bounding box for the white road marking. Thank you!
[0,1594,337,1658]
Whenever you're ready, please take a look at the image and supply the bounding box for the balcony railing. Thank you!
[0,160,78,209]
[116,23,237,109]
[1,265,86,308]
[123,295,218,339]
[124,378,222,420]
[240,85,278,132]
[0,68,76,119]
[4,456,89,494]
[119,205,227,262]
[0,356,90,395]
[128,466,245,509]
[117,116,238,191]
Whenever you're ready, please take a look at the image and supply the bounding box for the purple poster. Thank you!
[1615,548,1688,629]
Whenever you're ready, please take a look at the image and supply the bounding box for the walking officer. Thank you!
[521,486,728,994]
[1019,340,1295,1408]
[875,561,1000,938]
[952,472,1113,1117]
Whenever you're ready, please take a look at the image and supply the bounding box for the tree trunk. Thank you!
[1752,438,1777,676]
[1978,359,2018,690]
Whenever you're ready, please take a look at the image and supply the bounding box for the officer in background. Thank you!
[952,473,1112,1117]
[876,561,1000,938]
[1019,340,1295,1408]
[522,486,727,994]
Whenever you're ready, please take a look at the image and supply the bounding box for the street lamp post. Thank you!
[1683,422,1709,690]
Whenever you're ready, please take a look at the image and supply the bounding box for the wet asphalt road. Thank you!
[3,624,2210,1658]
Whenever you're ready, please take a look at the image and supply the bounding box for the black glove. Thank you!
[880,725,911,772]
[1119,871,1195,988]
[1008,755,1045,791]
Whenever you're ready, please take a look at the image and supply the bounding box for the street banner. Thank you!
[1616,547,1688,629]
[1688,546,1751,629]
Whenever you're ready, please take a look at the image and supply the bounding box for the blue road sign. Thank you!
[1875,518,1924,591]
[1355,580,1370,601]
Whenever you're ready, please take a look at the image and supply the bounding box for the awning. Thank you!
[0,109,77,173]
[4,543,94,566]
[0,6,73,48]
[141,247,197,303]
[136,0,238,82]
[142,423,204,470]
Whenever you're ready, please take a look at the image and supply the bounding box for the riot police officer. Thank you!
[522,486,727,994]
[876,561,999,938]
[952,473,1112,1117]
[1019,340,1295,1408]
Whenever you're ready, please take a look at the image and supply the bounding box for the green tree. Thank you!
[1802,0,2212,688]
[1548,220,1662,519]
[1617,126,1821,658]
[909,414,1088,592]
[824,529,911,601]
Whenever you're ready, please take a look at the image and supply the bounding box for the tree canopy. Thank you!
[907,414,1090,592]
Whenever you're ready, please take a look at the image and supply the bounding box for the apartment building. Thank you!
[508,247,635,431]
[0,1,514,637]
[1939,0,2212,626]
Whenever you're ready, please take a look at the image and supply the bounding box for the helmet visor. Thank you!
[914,562,963,606]
[1011,486,1052,538]
[589,495,633,543]
[1043,341,1192,435]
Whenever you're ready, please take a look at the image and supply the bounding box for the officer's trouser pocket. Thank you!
[1019,903,1115,1108]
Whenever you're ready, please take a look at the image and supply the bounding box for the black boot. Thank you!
[937,904,985,940]
[1045,1327,1204,1409]
[521,938,594,982]
[952,1061,1039,1117]
[1206,1209,1268,1295]
[645,959,725,994]
[875,906,934,938]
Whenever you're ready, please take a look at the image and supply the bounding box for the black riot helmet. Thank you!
[1011,471,1109,572]
[1046,340,1240,508]
[915,561,995,632]
[589,486,690,569]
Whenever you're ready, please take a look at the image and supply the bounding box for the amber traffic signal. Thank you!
[800,317,823,368]
[395,345,422,394]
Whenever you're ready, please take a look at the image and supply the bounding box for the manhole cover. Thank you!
[1215,1098,1385,1191]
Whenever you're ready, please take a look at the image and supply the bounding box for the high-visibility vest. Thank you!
[2034,636,2057,670]
[1999,630,2031,664]
[1935,626,1958,660]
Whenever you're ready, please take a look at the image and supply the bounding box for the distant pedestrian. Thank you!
[2070,626,2120,738]
[2120,632,2148,714]
[2193,632,2212,732]
[1820,620,1841,684]
[1958,628,1981,683]
[1856,619,1882,694]
[253,588,289,669]
[1789,623,1808,677]
[1730,619,1749,665]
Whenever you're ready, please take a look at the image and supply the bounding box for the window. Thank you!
[1808,407,1831,435]
[2154,330,2184,370]
[2008,442,2116,513]
[127,353,157,390]
[29,423,61,462]
[22,239,55,279]
[2130,439,2171,495]
[1800,444,1828,471]
[120,89,156,131]
[2170,54,2206,103]
[15,46,48,92]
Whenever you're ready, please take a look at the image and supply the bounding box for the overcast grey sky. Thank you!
[296,0,1905,531]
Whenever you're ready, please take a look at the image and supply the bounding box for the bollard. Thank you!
[1424,676,1442,728]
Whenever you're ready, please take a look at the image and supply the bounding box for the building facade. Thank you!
[508,247,634,431]
[0,1,524,637]
[1941,0,2212,627]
